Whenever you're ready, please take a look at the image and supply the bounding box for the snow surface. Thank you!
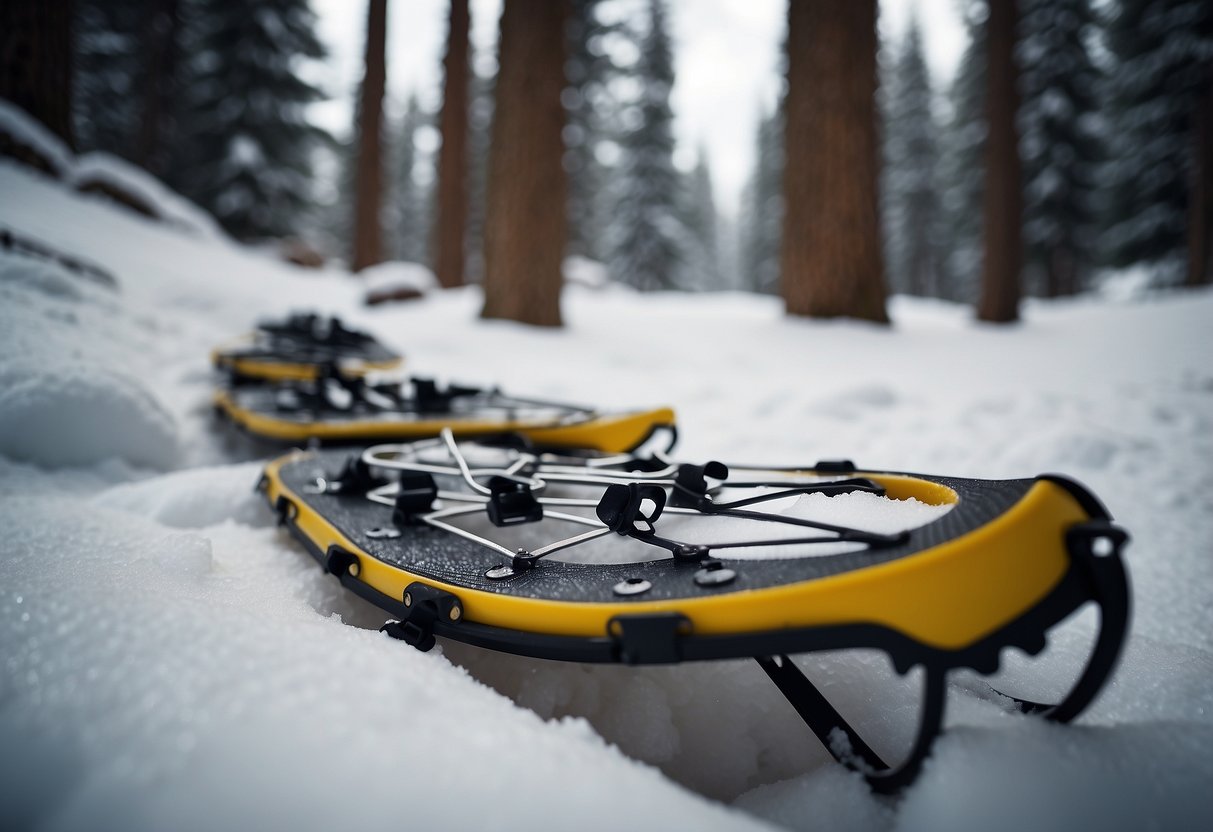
[1,158,1212,831]
[70,152,226,240]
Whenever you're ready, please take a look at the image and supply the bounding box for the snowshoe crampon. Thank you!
[212,313,403,382]
[215,368,677,453]
[259,434,1130,792]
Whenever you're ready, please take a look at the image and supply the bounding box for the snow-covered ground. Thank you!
[2,155,1211,832]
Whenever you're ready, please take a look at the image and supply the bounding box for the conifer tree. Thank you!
[178,0,329,240]
[73,0,142,156]
[394,94,432,265]
[939,3,989,303]
[566,0,617,262]
[681,149,723,290]
[608,0,692,291]
[456,70,494,283]
[976,0,1023,323]
[739,108,783,294]
[480,0,568,326]
[433,0,470,287]
[1105,0,1213,286]
[352,0,388,271]
[781,0,888,322]
[2,1,75,149]
[1018,0,1102,297]
[882,18,946,298]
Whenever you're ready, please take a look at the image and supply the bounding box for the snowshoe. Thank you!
[259,435,1131,792]
[212,312,402,382]
[216,367,677,453]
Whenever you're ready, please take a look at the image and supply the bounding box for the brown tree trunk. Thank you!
[977,0,1022,322]
[352,0,387,273]
[1188,76,1213,287]
[0,0,75,149]
[433,0,470,288]
[136,0,180,178]
[780,0,888,323]
[480,0,568,327]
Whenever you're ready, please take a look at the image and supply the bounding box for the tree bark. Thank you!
[780,0,888,323]
[1188,76,1213,287]
[480,0,568,327]
[0,0,75,149]
[352,0,387,272]
[977,0,1022,322]
[433,0,470,288]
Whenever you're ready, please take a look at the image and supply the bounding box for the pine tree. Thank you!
[480,0,568,326]
[177,0,329,241]
[1018,0,1103,297]
[433,0,470,287]
[565,0,617,262]
[73,0,142,156]
[739,107,783,294]
[352,0,388,271]
[394,94,432,265]
[2,1,75,149]
[939,3,989,303]
[681,148,723,290]
[882,18,946,298]
[1105,0,1213,286]
[977,0,1023,323]
[462,68,495,283]
[608,0,692,291]
[781,0,888,322]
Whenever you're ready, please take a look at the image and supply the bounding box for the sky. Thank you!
[310,0,969,217]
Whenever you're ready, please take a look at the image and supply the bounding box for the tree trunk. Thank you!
[433,0,470,288]
[136,0,180,178]
[0,1,74,149]
[780,0,888,323]
[1188,76,1213,287]
[977,0,1022,322]
[352,0,387,273]
[480,0,568,327]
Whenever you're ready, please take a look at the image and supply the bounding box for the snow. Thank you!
[359,260,439,295]
[0,100,74,176]
[70,152,227,240]
[0,103,223,240]
[1,159,1212,830]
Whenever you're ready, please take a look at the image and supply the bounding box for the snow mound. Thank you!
[95,463,270,528]
[0,252,89,301]
[564,255,613,289]
[360,261,438,292]
[71,153,226,240]
[0,498,759,832]
[0,360,179,470]
[0,99,73,176]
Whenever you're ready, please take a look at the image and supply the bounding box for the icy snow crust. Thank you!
[2,160,1212,830]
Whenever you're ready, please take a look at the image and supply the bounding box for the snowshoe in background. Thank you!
[260,435,1130,793]
[216,366,677,453]
[212,312,403,383]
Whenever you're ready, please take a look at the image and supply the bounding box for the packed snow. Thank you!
[2,156,1212,831]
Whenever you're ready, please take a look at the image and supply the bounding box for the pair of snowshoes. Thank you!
[213,314,675,453]
[231,315,1130,792]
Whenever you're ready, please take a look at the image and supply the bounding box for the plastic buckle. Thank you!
[596,482,667,537]
[486,476,543,526]
[392,472,438,526]
[669,461,729,508]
